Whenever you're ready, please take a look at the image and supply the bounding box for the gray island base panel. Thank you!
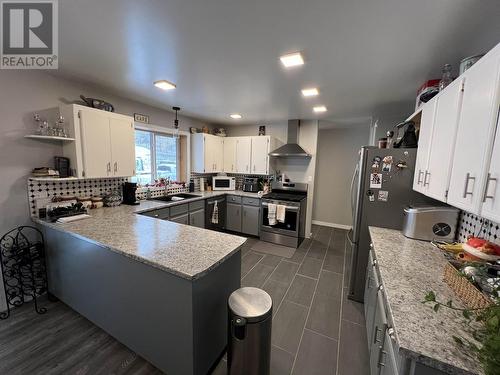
[368,226,483,375]
[44,227,241,375]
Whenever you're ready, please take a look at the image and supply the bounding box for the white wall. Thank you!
[313,125,370,228]
[0,70,210,311]
[226,121,319,237]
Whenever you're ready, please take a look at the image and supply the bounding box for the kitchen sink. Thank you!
[149,193,201,202]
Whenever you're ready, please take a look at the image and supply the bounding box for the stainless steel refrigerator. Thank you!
[347,146,437,302]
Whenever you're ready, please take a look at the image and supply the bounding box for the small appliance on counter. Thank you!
[212,176,235,191]
[122,182,139,205]
[54,156,70,178]
[402,205,460,242]
[243,177,259,192]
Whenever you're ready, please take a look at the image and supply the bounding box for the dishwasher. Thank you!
[205,196,226,231]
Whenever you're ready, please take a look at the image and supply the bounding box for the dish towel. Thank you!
[267,203,277,226]
[56,214,91,223]
[276,205,286,223]
[211,200,219,224]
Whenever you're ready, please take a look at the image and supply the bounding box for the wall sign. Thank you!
[134,113,150,124]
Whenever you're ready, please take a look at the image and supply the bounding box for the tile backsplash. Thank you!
[27,177,187,217]
[457,211,500,243]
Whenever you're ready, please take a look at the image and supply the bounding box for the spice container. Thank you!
[77,196,92,209]
[91,197,104,209]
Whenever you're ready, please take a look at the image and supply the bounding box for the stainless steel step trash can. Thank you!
[228,287,272,375]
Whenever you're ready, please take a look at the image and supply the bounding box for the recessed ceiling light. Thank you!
[230,114,242,119]
[302,88,319,97]
[313,106,327,113]
[280,52,304,68]
[153,80,176,90]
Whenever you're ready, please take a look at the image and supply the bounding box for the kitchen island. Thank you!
[368,226,483,375]
[35,200,247,375]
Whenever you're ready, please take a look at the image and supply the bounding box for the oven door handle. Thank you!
[261,202,299,212]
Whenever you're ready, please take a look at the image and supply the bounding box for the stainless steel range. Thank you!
[260,182,307,248]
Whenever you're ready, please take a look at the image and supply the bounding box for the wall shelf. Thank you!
[24,135,75,142]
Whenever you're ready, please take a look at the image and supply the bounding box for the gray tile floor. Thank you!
[0,225,369,375]
[213,225,370,375]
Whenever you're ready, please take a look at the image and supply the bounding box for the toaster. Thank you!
[402,205,460,241]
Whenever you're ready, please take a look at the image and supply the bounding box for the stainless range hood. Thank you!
[269,120,311,158]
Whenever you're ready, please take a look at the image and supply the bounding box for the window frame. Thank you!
[133,123,191,184]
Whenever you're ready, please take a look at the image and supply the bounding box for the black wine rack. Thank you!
[0,226,50,319]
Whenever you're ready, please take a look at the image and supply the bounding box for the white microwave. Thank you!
[213,176,236,191]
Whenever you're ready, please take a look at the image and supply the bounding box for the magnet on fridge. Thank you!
[370,173,382,189]
[367,189,375,202]
[378,190,389,202]
[382,156,393,172]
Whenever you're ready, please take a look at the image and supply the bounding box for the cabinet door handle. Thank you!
[417,170,423,185]
[483,173,497,202]
[378,350,387,368]
[462,173,475,198]
[373,326,382,344]
[424,171,430,186]
[114,162,118,172]
[107,162,111,174]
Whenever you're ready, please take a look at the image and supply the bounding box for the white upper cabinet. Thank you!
[191,133,224,173]
[481,112,500,222]
[62,105,135,178]
[251,136,271,175]
[79,109,112,178]
[413,98,436,193]
[223,137,237,173]
[192,134,274,175]
[236,137,252,173]
[109,117,135,177]
[424,78,464,201]
[447,51,500,213]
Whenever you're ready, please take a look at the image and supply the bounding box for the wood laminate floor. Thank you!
[0,225,369,375]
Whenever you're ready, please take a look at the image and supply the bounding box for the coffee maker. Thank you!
[122,182,139,205]
[242,177,259,192]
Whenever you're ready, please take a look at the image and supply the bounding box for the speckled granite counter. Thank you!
[34,200,247,280]
[369,226,482,375]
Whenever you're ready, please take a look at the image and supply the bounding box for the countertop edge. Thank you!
[368,226,482,375]
[33,217,246,281]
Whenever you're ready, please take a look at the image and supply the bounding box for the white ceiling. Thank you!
[56,0,500,125]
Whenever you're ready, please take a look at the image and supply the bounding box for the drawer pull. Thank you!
[373,326,382,344]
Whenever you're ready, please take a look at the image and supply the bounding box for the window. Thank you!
[132,129,180,185]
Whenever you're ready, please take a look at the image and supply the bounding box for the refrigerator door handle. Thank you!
[350,164,359,219]
[346,228,354,245]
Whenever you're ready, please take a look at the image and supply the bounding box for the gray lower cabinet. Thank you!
[380,332,398,375]
[189,209,205,228]
[170,213,189,225]
[242,205,260,236]
[365,249,379,346]
[226,203,242,232]
[370,290,388,375]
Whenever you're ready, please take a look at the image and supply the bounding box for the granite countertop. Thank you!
[34,201,247,281]
[368,226,483,375]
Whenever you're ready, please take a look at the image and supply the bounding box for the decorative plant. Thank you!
[423,267,500,375]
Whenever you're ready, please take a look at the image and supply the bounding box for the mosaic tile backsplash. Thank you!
[457,211,500,244]
[27,177,188,217]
